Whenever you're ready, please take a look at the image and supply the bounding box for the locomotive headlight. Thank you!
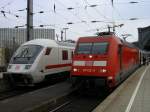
[102,69,107,73]
[25,65,32,70]
[73,68,78,72]
[89,55,93,58]
[100,69,107,73]
[107,76,113,80]
[8,65,12,69]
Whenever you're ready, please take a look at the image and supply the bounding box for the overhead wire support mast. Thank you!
[27,0,33,41]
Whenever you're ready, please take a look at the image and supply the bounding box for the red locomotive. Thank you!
[71,32,140,88]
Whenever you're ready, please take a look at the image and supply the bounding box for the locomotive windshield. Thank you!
[76,43,92,54]
[10,45,43,64]
[76,42,108,54]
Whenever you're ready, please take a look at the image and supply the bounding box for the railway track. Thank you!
[47,87,110,112]
[0,80,112,112]
[0,87,36,100]
[0,77,68,101]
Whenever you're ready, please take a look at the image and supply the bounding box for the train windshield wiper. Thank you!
[14,47,33,59]
[13,48,33,60]
[13,56,32,60]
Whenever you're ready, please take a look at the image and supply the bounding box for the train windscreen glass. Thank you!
[76,42,108,54]
[76,43,92,54]
[92,42,108,54]
[10,45,43,64]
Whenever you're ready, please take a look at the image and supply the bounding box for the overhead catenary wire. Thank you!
[113,6,125,20]
[0,0,144,27]
[0,10,20,18]
[0,0,14,9]
[55,0,92,28]
[0,0,27,26]
[33,1,70,28]
[33,0,88,39]
[69,0,96,30]
[26,5,115,28]
[82,0,111,21]
[0,0,150,42]
[33,0,69,38]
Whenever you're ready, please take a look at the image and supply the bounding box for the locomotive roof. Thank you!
[22,39,75,48]
[77,35,138,49]
[79,35,115,38]
[78,35,122,44]
[79,32,116,38]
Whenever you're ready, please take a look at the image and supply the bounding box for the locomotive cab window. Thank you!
[92,42,108,54]
[76,42,108,54]
[76,43,92,54]
[62,50,68,60]
[10,45,43,64]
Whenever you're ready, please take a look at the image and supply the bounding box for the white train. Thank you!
[4,39,75,86]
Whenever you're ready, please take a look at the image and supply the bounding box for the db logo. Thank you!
[85,61,93,66]
[15,65,20,70]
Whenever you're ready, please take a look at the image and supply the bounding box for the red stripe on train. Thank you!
[45,63,71,69]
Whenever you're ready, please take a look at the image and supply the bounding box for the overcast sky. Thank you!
[0,0,150,42]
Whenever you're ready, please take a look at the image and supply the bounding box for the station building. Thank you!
[138,26,150,51]
[0,28,55,68]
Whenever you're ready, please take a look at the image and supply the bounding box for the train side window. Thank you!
[45,47,51,55]
[62,50,68,60]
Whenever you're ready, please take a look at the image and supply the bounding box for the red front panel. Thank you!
[72,66,109,77]
[71,36,120,78]
[71,52,111,77]
[71,36,124,88]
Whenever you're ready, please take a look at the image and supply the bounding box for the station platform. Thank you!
[93,65,150,112]
[0,82,72,112]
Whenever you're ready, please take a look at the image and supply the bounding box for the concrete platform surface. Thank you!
[0,82,72,112]
[93,65,150,112]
